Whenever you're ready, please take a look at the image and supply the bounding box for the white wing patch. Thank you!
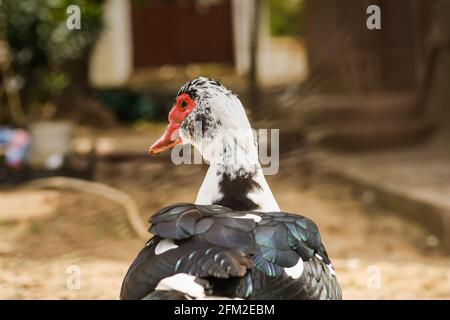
[235,214,262,222]
[326,263,337,277]
[154,239,179,255]
[315,254,337,277]
[155,273,205,298]
[284,258,304,279]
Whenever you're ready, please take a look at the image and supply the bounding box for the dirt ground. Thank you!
[1,153,450,299]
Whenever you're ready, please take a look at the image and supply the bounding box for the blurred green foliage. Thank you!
[95,89,173,123]
[3,0,105,108]
[269,0,305,37]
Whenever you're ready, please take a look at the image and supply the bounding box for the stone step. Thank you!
[314,140,450,249]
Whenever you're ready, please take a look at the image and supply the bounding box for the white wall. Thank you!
[89,0,133,88]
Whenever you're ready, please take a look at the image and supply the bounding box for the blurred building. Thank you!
[89,0,308,88]
[89,0,450,149]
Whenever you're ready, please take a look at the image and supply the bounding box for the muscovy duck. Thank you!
[120,77,342,300]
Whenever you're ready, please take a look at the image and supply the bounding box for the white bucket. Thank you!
[28,121,74,169]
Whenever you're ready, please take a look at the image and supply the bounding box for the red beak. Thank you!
[148,121,182,155]
[148,105,185,155]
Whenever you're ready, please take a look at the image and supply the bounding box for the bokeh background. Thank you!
[1,0,450,299]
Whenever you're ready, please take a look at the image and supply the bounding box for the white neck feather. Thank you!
[195,131,280,212]
[195,164,280,212]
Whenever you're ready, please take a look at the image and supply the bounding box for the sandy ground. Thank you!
[1,155,450,299]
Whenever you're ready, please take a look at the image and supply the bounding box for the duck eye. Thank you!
[180,100,188,108]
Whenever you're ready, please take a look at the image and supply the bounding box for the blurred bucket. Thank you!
[28,121,73,170]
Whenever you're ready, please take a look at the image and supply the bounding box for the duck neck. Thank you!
[195,145,280,212]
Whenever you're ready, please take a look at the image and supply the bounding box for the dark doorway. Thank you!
[131,0,234,68]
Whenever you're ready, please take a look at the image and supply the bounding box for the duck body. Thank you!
[120,203,342,300]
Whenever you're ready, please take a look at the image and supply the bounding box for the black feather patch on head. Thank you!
[177,77,233,101]
[181,106,218,140]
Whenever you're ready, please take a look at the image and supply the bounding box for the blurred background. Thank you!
[0,0,449,299]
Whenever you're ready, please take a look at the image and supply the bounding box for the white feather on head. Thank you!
[178,77,259,178]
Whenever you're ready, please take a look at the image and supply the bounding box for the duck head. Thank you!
[149,77,280,212]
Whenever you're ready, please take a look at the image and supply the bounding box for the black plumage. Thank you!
[120,203,342,300]
[213,173,262,211]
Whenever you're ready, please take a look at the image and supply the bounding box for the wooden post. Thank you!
[249,0,262,117]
